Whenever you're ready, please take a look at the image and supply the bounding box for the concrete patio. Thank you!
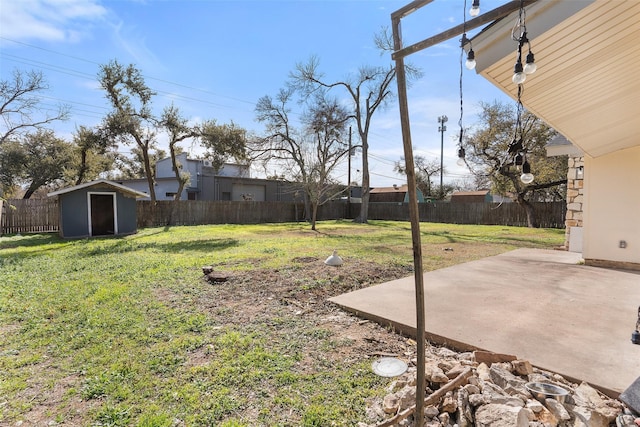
[329,248,640,397]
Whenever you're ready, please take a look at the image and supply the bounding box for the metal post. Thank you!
[392,6,430,424]
[437,115,447,198]
[347,127,352,205]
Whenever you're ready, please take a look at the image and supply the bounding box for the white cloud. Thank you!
[0,0,107,42]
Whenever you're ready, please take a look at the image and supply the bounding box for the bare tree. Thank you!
[290,30,421,223]
[395,155,443,198]
[303,95,351,230]
[252,89,350,229]
[0,69,69,145]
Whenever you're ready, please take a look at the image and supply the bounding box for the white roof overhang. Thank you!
[472,0,640,158]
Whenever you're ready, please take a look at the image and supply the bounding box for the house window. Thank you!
[165,192,176,198]
[187,192,196,200]
[221,192,231,201]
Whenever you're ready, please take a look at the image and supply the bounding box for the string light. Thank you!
[469,0,480,17]
[511,1,537,84]
[457,0,473,169]
[508,0,537,184]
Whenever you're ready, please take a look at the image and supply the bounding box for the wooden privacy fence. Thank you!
[0,198,59,235]
[1,199,565,235]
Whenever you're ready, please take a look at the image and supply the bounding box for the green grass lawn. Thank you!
[0,220,564,426]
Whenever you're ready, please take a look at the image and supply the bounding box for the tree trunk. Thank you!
[311,201,318,230]
[354,136,370,223]
[517,196,538,228]
[75,149,88,185]
[139,140,156,202]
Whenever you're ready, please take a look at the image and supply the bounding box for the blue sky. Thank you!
[0,0,513,187]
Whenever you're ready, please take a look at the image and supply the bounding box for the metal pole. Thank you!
[348,127,352,205]
[392,10,428,426]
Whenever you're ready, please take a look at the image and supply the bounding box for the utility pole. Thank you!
[347,126,352,204]
[437,115,448,198]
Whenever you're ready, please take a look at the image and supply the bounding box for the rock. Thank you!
[398,386,416,410]
[513,359,534,376]
[482,381,525,407]
[445,364,467,379]
[477,363,491,381]
[426,363,450,384]
[545,398,571,422]
[438,412,451,426]
[475,403,530,427]
[440,391,458,413]
[437,347,459,358]
[474,350,517,366]
[425,404,440,418]
[457,386,473,427]
[569,405,609,427]
[490,364,528,390]
[205,271,228,283]
[469,393,487,407]
[526,399,544,413]
[534,404,559,426]
[573,382,621,422]
[382,393,399,414]
[464,384,480,395]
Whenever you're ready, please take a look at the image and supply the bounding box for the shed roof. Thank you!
[48,179,149,198]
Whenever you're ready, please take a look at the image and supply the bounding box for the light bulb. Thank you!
[457,147,466,166]
[469,0,480,17]
[512,62,526,84]
[465,50,476,70]
[520,172,534,184]
[520,161,534,184]
[524,52,537,74]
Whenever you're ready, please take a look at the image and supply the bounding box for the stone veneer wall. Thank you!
[564,156,584,249]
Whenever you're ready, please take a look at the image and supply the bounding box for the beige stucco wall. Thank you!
[583,146,640,268]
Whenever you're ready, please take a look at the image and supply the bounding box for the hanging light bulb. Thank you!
[469,0,480,17]
[465,49,476,70]
[524,51,537,74]
[520,160,534,184]
[512,60,526,84]
[457,147,466,167]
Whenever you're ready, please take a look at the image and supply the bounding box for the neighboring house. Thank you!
[450,190,493,204]
[471,0,639,270]
[47,179,148,238]
[370,185,425,203]
[117,154,296,202]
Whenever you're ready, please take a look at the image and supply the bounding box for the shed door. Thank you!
[90,193,116,236]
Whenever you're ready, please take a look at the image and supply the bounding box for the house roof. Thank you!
[451,190,490,197]
[48,179,149,198]
[371,185,409,193]
[471,0,640,158]
[546,134,584,158]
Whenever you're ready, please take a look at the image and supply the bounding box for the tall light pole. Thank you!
[437,115,448,198]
